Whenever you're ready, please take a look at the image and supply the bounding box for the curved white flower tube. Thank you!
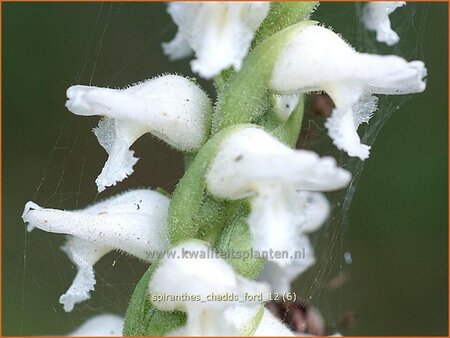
[163,2,270,79]
[206,127,351,290]
[270,24,427,160]
[149,240,270,335]
[362,2,406,46]
[66,75,212,192]
[69,314,123,336]
[22,189,170,312]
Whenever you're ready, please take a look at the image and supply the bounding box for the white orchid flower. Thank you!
[66,75,212,192]
[163,2,270,79]
[149,240,270,336]
[270,24,427,160]
[362,2,406,46]
[22,189,170,312]
[206,127,351,290]
[69,314,123,336]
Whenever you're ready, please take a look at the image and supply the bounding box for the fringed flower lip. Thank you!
[163,2,270,79]
[362,2,406,46]
[22,189,170,312]
[270,24,427,160]
[148,240,271,335]
[65,75,212,192]
[206,127,351,291]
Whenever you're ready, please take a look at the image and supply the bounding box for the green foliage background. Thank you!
[2,2,448,335]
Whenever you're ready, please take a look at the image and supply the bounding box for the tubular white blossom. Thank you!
[163,2,270,79]
[270,24,427,160]
[22,189,170,312]
[66,75,212,192]
[69,314,123,336]
[149,240,270,336]
[362,2,406,46]
[206,127,351,290]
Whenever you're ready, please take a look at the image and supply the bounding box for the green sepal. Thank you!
[123,263,186,336]
[215,201,265,280]
[168,124,250,245]
[253,2,319,47]
[195,195,227,245]
[241,306,265,336]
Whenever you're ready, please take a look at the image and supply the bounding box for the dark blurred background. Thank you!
[2,2,448,336]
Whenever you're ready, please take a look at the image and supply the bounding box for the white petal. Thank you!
[149,240,270,336]
[354,95,378,125]
[362,2,406,46]
[259,237,316,293]
[59,237,110,312]
[69,314,123,336]
[273,94,301,121]
[164,2,270,79]
[92,119,140,192]
[270,24,427,159]
[325,108,371,160]
[22,189,169,311]
[295,191,330,234]
[162,31,193,60]
[66,75,212,191]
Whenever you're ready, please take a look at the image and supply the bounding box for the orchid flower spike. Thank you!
[362,2,406,46]
[149,240,270,335]
[69,314,123,336]
[163,2,270,79]
[66,75,212,192]
[206,127,351,290]
[270,24,427,160]
[22,189,170,312]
